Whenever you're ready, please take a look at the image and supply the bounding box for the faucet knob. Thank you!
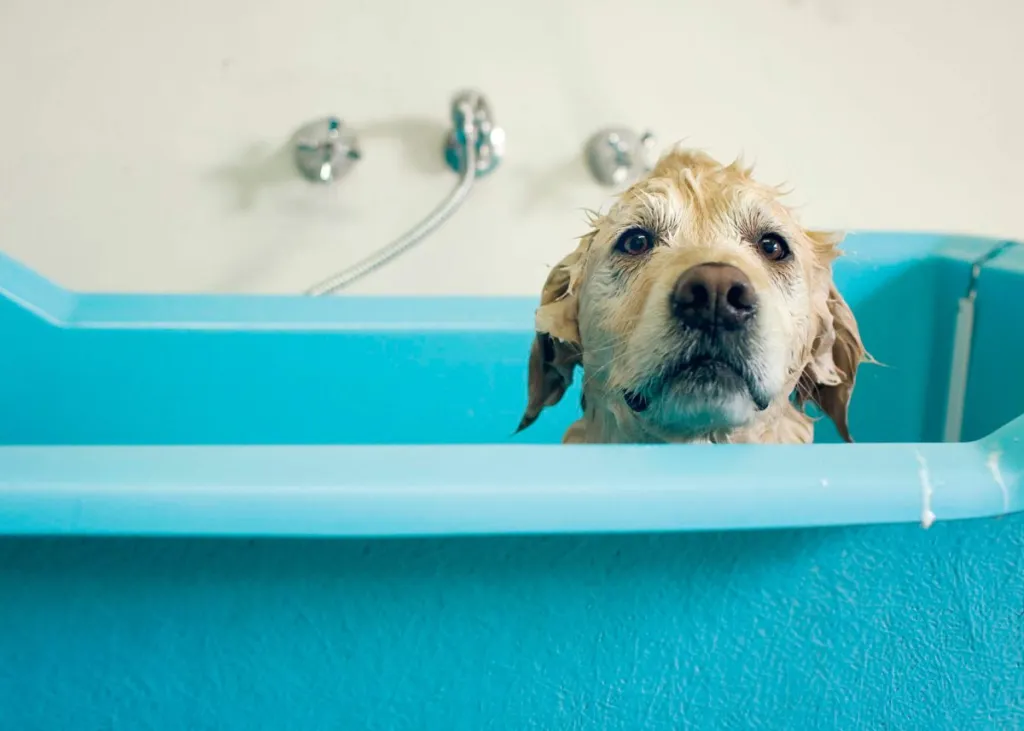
[293,116,361,184]
[585,127,657,187]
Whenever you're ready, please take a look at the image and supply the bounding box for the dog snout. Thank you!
[671,263,757,332]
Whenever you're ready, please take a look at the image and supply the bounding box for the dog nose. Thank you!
[671,263,757,331]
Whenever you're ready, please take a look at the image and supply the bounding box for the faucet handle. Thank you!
[293,116,362,184]
[585,127,658,187]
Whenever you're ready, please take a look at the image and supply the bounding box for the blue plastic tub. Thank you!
[1,232,1022,729]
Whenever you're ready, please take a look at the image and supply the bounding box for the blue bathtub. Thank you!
[1,232,1022,729]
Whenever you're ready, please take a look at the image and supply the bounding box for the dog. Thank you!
[517,147,867,445]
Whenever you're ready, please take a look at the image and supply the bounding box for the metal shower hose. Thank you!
[305,115,481,297]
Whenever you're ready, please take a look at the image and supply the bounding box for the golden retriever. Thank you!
[517,147,867,444]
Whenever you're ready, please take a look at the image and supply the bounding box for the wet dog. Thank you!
[518,148,866,444]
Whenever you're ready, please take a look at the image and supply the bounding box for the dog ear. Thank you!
[516,235,592,433]
[796,251,867,442]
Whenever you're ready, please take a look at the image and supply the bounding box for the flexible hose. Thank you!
[305,128,480,296]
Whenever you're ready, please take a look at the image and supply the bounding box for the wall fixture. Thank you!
[293,116,362,184]
[297,90,504,296]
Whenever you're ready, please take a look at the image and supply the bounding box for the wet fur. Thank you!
[518,148,867,445]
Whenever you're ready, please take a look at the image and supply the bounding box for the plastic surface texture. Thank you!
[1,233,1024,729]
[2,523,1022,730]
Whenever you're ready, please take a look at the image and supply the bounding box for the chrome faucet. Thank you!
[444,90,505,177]
[293,116,361,184]
[302,88,504,295]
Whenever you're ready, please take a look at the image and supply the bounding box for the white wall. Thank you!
[1,0,1021,295]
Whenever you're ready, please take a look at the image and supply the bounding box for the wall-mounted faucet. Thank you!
[444,90,505,178]
[293,98,661,294]
[298,89,504,296]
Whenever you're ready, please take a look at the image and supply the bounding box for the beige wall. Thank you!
[1,0,1021,294]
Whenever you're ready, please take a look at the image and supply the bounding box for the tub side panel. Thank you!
[0,325,580,446]
[810,245,979,444]
[813,258,942,443]
[1,518,1021,730]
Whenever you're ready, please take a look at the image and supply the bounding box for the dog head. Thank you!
[518,148,865,443]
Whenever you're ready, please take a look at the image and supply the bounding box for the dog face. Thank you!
[519,148,865,444]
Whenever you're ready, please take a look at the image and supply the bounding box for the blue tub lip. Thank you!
[0,232,1022,538]
[0,430,1019,537]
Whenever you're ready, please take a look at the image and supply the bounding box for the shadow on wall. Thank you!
[517,152,594,213]
[205,117,451,211]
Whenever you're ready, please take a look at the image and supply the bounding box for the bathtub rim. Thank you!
[0,426,1019,537]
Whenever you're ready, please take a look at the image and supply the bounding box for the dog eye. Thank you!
[614,228,655,256]
[757,233,790,262]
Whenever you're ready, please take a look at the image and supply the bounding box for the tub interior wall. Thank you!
[3,238,1008,445]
